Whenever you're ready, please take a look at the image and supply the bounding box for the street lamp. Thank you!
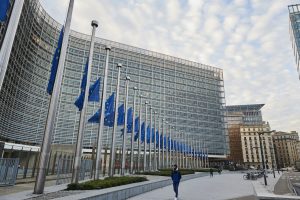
[257,130,275,186]
[269,147,276,178]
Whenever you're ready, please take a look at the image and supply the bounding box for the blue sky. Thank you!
[41,0,300,133]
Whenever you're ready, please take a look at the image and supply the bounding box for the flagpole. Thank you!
[180,133,183,168]
[149,106,152,171]
[161,119,165,168]
[185,134,188,169]
[130,87,137,174]
[157,116,161,170]
[165,122,169,168]
[193,140,196,169]
[109,63,122,177]
[137,95,142,172]
[95,45,111,179]
[33,0,74,194]
[0,0,24,91]
[153,111,157,171]
[72,20,98,183]
[175,132,178,166]
[169,125,172,167]
[143,101,148,172]
[121,76,130,175]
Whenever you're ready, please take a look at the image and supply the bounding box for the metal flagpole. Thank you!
[0,0,24,91]
[203,142,206,168]
[201,142,204,168]
[153,111,157,171]
[169,125,172,167]
[130,87,138,173]
[95,45,111,179]
[157,116,161,169]
[149,106,152,171]
[206,146,209,168]
[143,101,149,171]
[33,0,74,194]
[185,134,188,169]
[108,63,122,177]
[193,140,196,169]
[165,122,169,168]
[162,119,165,168]
[176,133,179,166]
[72,20,98,184]
[121,76,130,175]
[137,95,142,172]
[179,133,182,168]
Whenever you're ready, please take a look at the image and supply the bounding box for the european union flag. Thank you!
[74,60,88,110]
[88,78,101,102]
[155,131,159,147]
[88,92,115,125]
[160,134,163,148]
[0,0,10,22]
[146,126,151,144]
[133,117,140,141]
[117,104,125,126]
[134,117,139,133]
[125,107,133,132]
[121,107,133,134]
[47,27,64,95]
[141,122,145,143]
[151,128,155,143]
[163,136,167,149]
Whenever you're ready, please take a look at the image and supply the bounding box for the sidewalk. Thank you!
[2,171,300,200]
[129,172,256,200]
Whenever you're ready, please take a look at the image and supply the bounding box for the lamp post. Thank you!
[269,147,276,178]
[258,132,267,186]
[257,130,275,186]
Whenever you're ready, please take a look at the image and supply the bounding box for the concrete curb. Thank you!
[56,172,208,200]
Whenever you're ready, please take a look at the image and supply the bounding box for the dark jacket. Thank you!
[171,169,182,183]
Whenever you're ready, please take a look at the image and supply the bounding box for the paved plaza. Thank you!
[2,171,300,200]
[128,173,256,200]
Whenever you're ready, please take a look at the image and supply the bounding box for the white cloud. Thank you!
[41,0,300,133]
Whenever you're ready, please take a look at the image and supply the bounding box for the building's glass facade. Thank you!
[0,0,227,156]
[289,4,300,80]
[226,104,264,125]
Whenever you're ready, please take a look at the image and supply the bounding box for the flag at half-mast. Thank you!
[47,27,64,95]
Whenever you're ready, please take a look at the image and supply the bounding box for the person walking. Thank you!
[171,164,181,200]
[210,168,214,177]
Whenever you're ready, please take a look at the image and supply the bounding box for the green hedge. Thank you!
[67,176,148,190]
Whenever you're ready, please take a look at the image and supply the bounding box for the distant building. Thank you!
[273,131,299,168]
[288,4,300,80]
[240,122,276,169]
[226,104,265,165]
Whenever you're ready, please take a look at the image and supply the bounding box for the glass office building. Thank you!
[289,4,300,80]
[226,104,264,126]
[0,0,227,157]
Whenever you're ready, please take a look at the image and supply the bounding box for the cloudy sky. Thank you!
[41,0,300,133]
